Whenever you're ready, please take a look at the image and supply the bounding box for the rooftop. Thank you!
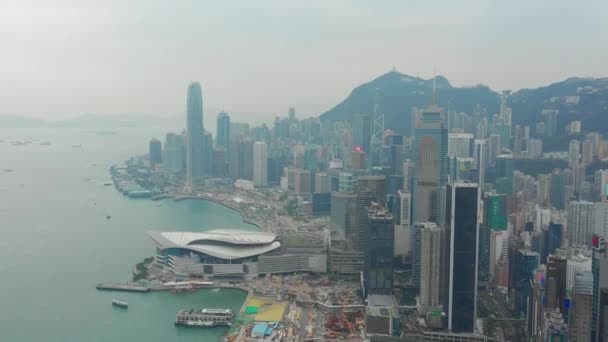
[148,229,280,260]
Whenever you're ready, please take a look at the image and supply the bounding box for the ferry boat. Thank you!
[175,309,233,327]
[111,299,128,308]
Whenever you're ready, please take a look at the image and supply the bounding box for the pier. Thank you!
[96,282,150,292]
[175,308,234,327]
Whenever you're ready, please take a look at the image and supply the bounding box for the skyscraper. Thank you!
[419,222,443,311]
[592,235,608,341]
[363,202,394,297]
[370,89,384,167]
[394,190,411,258]
[567,200,594,247]
[185,82,204,191]
[253,142,268,187]
[595,201,608,241]
[448,133,473,158]
[583,139,594,164]
[473,139,486,192]
[445,182,479,333]
[163,132,184,173]
[495,154,514,195]
[412,100,448,224]
[355,176,386,253]
[545,255,567,312]
[149,138,162,168]
[216,112,230,159]
[570,271,593,342]
[569,139,580,166]
[488,133,501,167]
[229,138,253,181]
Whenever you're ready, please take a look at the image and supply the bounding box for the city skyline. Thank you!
[1,1,607,124]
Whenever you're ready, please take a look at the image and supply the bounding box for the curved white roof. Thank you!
[148,229,280,260]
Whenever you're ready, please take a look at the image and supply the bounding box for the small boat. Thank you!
[3,169,13,173]
[106,215,111,220]
[103,183,113,186]
[111,299,128,308]
[40,141,51,146]
[72,144,82,148]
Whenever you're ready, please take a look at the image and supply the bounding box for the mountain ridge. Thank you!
[319,71,608,135]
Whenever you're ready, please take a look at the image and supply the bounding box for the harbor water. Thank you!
[0,127,254,342]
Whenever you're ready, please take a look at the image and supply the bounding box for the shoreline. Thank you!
[173,194,264,231]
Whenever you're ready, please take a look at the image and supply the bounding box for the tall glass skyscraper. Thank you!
[216,111,230,158]
[412,104,448,224]
[186,82,204,191]
[445,182,479,333]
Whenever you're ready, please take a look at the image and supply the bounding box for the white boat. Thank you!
[111,299,128,308]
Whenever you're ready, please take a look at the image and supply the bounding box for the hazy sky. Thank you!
[1,0,607,127]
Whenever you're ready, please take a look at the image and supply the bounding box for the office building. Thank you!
[445,183,479,333]
[567,200,594,247]
[253,142,268,187]
[338,172,355,192]
[216,112,230,159]
[573,163,586,195]
[544,223,563,262]
[412,102,448,224]
[592,235,608,341]
[163,132,184,173]
[546,255,567,312]
[353,114,371,153]
[551,170,565,210]
[314,172,330,193]
[213,148,227,177]
[495,154,514,195]
[448,133,473,158]
[473,139,486,192]
[402,160,414,192]
[202,130,213,176]
[351,149,366,170]
[294,169,310,195]
[567,254,592,290]
[293,144,305,169]
[569,140,580,166]
[355,176,386,253]
[488,134,500,167]
[595,169,608,201]
[486,194,508,230]
[363,203,394,296]
[185,82,204,191]
[229,139,253,180]
[595,201,608,240]
[149,138,162,168]
[511,249,540,316]
[330,191,357,243]
[527,138,543,159]
[419,223,443,312]
[537,174,551,206]
[570,271,593,342]
[583,139,594,164]
[394,190,411,258]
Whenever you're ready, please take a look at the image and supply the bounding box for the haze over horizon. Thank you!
[1,0,607,126]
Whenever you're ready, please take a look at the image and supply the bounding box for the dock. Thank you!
[96,282,150,292]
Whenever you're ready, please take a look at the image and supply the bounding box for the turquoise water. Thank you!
[0,127,254,342]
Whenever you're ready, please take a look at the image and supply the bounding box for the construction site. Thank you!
[223,274,370,341]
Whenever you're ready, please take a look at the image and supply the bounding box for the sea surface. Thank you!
[0,127,254,342]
